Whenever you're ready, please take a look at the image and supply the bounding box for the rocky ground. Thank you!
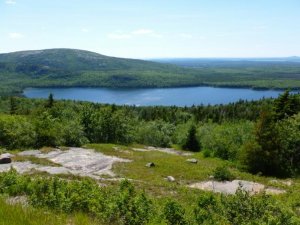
[0,147,131,180]
[0,146,289,195]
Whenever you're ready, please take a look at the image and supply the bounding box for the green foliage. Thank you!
[199,121,254,160]
[222,188,299,225]
[163,200,187,225]
[274,90,300,121]
[0,171,152,225]
[182,124,201,152]
[46,93,54,108]
[9,96,18,115]
[34,111,64,147]
[193,188,300,225]
[0,170,299,224]
[87,107,134,144]
[0,114,36,149]
[194,193,220,225]
[275,113,300,176]
[106,180,152,225]
[242,96,300,177]
[213,166,235,181]
[135,120,175,147]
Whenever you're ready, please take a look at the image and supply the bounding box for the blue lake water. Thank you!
[23,87,296,106]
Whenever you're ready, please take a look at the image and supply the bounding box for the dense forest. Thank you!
[1,49,300,96]
[0,91,300,224]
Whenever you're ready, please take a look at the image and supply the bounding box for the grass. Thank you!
[0,143,299,224]
[0,197,101,225]
[85,143,300,207]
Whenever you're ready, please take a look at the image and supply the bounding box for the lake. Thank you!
[23,87,296,107]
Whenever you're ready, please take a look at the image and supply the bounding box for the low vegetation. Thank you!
[0,169,299,225]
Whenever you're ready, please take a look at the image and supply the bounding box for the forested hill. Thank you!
[0,48,182,72]
[1,48,300,96]
[0,48,202,95]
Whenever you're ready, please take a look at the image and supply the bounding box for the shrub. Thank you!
[213,166,235,181]
[163,200,187,225]
[0,114,36,149]
[135,120,175,147]
[199,121,254,160]
[106,180,152,225]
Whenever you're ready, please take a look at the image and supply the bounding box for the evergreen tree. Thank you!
[46,93,54,108]
[274,90,300,120]
[183,124,200,152]
[9,96,18,115]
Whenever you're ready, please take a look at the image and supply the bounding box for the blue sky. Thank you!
[1,0,300,58]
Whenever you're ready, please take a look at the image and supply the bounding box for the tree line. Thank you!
[0,90,299,177]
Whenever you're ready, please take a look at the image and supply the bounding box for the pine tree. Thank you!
[46,93,54,108]
[183,124,201,152]
[274,90,300,120]
[9,96,17,115]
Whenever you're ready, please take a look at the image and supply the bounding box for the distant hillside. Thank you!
[153,57,300,68]
[0,48,180,72]
[0,48,300,96]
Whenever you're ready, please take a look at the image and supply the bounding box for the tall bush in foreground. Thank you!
[163,200,187,225]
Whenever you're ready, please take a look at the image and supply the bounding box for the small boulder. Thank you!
[167,176,175,182]
[0,154,12,164]
[146,162,155,168]
[186,158,198,164]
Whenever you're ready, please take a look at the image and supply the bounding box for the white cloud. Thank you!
[108,33,131,39]
[132,29,154,35]
[81,28,89,33]
[8,32,24,39]
[132,29,163,38]
[5,0,16,5]
[107,28,163,40]
[179,33,193,39]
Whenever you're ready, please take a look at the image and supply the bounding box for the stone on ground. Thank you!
[186,158,198,163]
[0,153,12,164]
[189,179,286,195]
[167,176,176,182]
[146,162,155,168]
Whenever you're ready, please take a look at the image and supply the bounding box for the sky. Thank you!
[1,0,300,58]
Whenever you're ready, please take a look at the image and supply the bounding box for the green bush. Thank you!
[135,120,175,147]
[0,114,36,149]
[163,200,187,225]
[213,166,235,181]
[106,180,152,225]
[199,121,254,160]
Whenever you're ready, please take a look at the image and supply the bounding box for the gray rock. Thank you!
[189,180,280,195]
[0,148,131,179]
[18,150,41,156]
[186,158,198,163]
[146,162,155,168]
[0,154,12,164]
[167,176,175,182]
